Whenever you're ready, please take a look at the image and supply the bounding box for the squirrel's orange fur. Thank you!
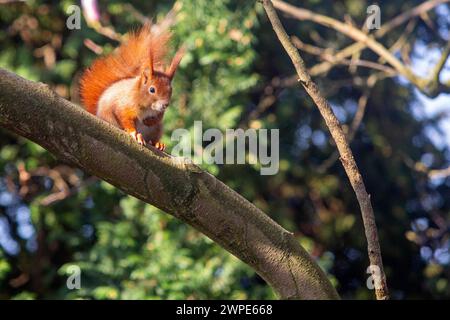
[79,23,184,150]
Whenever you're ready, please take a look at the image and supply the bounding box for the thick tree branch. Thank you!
[262,0,389,300]
[0,68,339,300]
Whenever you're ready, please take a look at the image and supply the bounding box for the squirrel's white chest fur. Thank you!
[96,77,163,143]
[97,78,136,119]
[97,77,160,121]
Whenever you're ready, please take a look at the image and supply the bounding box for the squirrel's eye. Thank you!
[149,86,156,94]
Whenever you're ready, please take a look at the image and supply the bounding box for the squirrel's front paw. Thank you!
[129,131,146,146]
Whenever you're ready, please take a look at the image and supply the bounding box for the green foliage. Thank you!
[57,197,273,299]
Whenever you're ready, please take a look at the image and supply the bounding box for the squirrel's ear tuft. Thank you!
[142,51,154,84]
[167,46,185,79]
[142,66,153,84]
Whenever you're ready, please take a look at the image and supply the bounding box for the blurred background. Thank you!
[0,0,449,299]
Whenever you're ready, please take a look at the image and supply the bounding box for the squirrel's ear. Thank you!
[142,66,153,84]
[167,46,185,79]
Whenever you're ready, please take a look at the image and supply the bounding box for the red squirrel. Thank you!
[79,23,184,151]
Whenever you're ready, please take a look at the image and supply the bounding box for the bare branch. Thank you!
[431,40,450,82]
[317,73,382,173]
[429,166,450,179]
[298,0,449,76]
[261,0,389,300]
[404,154,450,180]
[89,23,124,42]
[381,19,417,66]
[292,37,397,75]
[273,0,450,97]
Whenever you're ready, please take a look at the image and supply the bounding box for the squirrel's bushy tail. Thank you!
[80,23,172,114]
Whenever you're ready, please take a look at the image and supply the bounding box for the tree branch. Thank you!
[261,0,389,300]
[403,154,450,180]
[317,73,382,173]
[431,40,450,81]
[291,36,397,75]
[0,68,339,300]
[290,0,448,76]
[274,0,450,97]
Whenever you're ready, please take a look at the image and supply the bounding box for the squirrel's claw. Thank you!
[154,142,166,151]
[129,131,146,146]
[137,133,146,146]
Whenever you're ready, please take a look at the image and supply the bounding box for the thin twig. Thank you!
[297,0,449,76]
[273,0,450,97]
[429,166,450,179]
[261,0,389,300]
[381,19,417,66]
[404,153,450,180]
[317,73,382,173]
[84,39,104,55]
[90,23,124,42]
[292,37,397,75]
[431,40,450,81]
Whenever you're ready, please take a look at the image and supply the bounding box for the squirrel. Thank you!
[79,23,184,151]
